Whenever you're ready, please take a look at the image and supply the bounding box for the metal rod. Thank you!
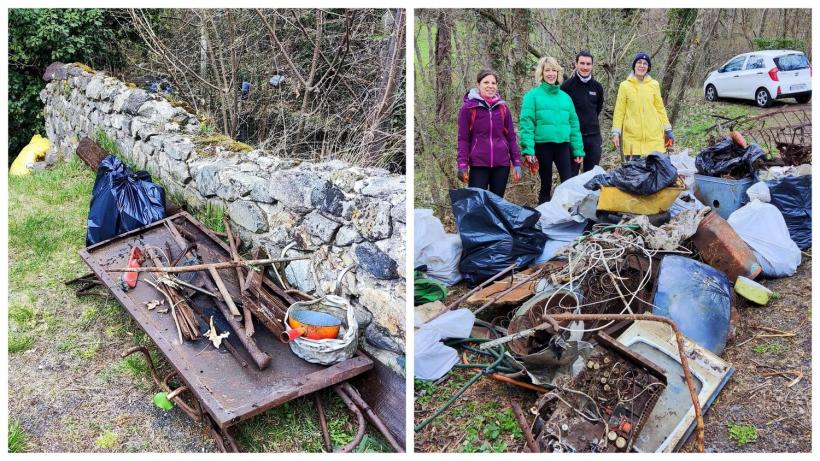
[333,385,366,453]
[340,382,405,452]
[108,256,310,273]
[511,401,540,453]
[313,392,332,452]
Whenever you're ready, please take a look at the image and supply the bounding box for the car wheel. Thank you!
[795,93,812,104]
[705,84,718,102]
[755,88,772,108]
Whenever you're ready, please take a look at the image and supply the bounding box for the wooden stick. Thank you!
[209,267,242,318]
[224,217,254,336]
[108,257,310,273]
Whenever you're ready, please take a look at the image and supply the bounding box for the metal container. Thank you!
[693,174,754,219]
[692,210,762,282]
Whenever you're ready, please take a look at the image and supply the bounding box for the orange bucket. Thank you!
[281,310,342,342]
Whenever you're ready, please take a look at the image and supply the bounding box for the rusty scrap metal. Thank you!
[333,384,367,453]
[108,256,310,273]
[503,313,705,453]
[511,401,540,453]
[339,382,405,453]
[313,393,333,452]
[705,108,811,157]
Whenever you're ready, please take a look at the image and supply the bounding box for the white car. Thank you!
[703,50,811,107]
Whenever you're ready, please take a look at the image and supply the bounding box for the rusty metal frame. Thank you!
[705,107,812,151]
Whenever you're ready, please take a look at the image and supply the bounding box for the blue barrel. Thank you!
[693,174,754,219]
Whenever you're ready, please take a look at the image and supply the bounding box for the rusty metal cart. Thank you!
[78,212,389,452]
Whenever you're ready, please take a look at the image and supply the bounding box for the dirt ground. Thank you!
[414,251,812,453]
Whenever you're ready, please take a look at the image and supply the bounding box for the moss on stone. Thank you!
[194,134,253,153]
[71,62,96,74]
[126,82,137,89]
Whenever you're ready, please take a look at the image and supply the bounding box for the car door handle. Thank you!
[733,75,740,77]
[756,72,763,75]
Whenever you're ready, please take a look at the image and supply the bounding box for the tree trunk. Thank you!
[434,11,453,125]
[660,9,697,97]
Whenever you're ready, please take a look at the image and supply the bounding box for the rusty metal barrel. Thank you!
[692,210,762,282]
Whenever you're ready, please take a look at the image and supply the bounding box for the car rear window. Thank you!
[775,54,810,71]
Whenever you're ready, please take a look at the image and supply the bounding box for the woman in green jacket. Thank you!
[520,56,585,204]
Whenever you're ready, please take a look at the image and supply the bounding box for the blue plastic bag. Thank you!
[86,155,167,246]
[653,255,732,355]
[450,188,547,286]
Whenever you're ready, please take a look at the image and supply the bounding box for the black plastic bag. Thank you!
[766,175,811,250]
[450,188,548,286]
[86,155,167,245]
[695,137,765,178]
[584,153,678,195]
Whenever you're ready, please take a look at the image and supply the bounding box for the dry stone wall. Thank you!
[40,63,406,373]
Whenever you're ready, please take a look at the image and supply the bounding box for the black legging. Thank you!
[534,142,573,204]
[572,133,602,175]
[468,166,510,198]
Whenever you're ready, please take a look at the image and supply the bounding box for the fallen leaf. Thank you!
[145,300,162,310]
[206,316,230,349]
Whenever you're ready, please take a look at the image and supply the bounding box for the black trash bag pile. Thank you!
[87,155,167,246]
[766,175,812,250]
[450,188,548,286]
[695,137,765,178]
[584,153,678,195]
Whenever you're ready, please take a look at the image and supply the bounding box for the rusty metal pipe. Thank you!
[313,393,332,452]
[333,385,366,453]
[108,256,310,273]
[511,401,540,453]
[339,382,405,452]
[545,313,705,453]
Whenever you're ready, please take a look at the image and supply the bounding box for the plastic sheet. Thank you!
[414,309,475,380]
[536,165,604,228]
[585,154,678,195]
[87,155,166,246]
[766,175,812,250]
[669,149,697,189]
[728,201,801,277]
[695,137,765,178]
[653,255,732,355]
[534,220,586,264]
[450,188,547,286]
[414,209,462,285]
[414,271,448,305]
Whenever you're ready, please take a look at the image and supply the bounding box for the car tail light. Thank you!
[777,86,782,95]
[768,67,779,81]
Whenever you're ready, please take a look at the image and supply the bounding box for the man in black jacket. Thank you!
[561,50,604,175]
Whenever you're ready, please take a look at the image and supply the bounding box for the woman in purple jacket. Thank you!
[456,69,522,198]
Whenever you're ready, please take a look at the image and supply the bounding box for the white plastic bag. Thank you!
[414,309,475,380]
[535,220,586,264]
[536,166,604,228]
[414,209,462,285]
[727,200,801,277]
[284,295,358,365]
[746,181,771,203]
[670,149,697,189]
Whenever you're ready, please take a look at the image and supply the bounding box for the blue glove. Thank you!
[514,166,522,176]
[665,129,675,141]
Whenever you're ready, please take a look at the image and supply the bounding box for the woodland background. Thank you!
[414,8,812,219]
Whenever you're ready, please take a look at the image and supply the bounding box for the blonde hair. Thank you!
[535,56,564,84]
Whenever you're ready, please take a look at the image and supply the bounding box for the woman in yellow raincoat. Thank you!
[611,51,674,159]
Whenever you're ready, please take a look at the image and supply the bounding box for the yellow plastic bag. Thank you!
[10,134,50,176]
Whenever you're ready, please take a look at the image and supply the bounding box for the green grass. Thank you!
[727,421,758,446]
[195,201,226,233]
[8,420,29,453]
[752,341,784,354]
[8,334,34,353]
[95,429,120,449]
